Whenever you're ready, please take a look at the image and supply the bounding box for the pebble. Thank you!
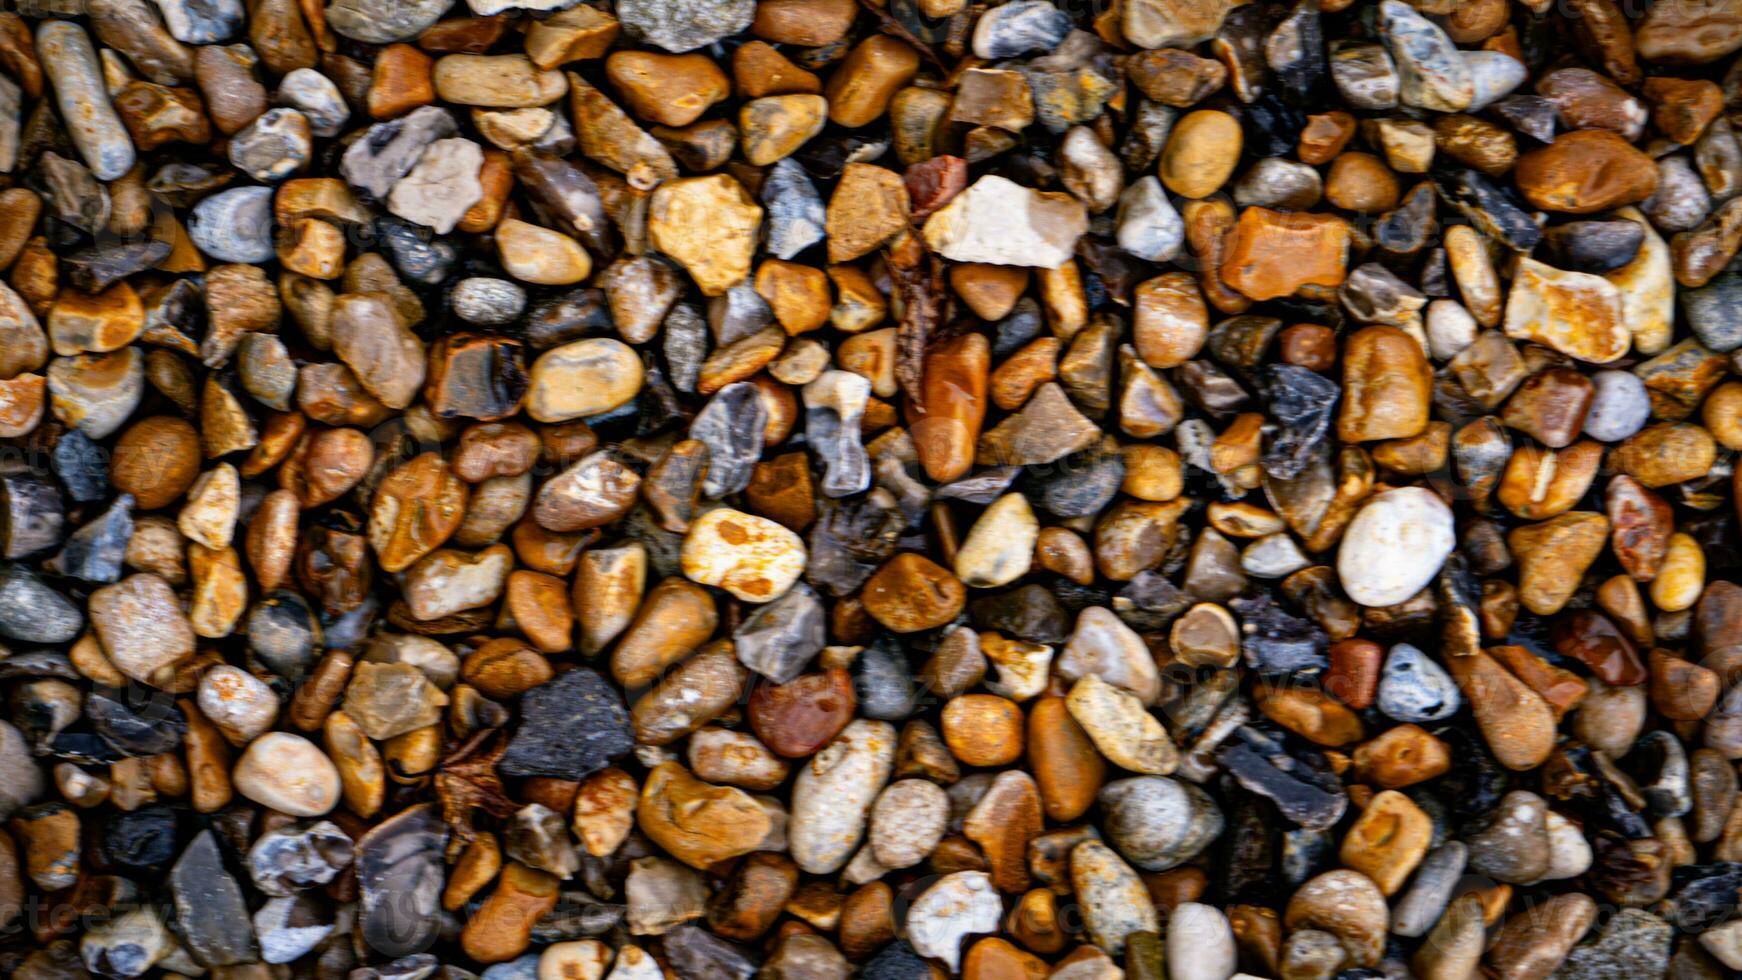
[972,0,1070,58]
[1066,674,1178,775]
[1376,643,1460,722]
[923,175,1088,268]
[904,871,1003,971]
[1554,908,1671,979]
[1071,839,1158,957]
[868,778,948,868]
[1166,904,1237,980]
[1336,488,1455,607]
[233,732,340,817]
[498,668,634,781]
[789,719,894,873]
[184,185,275,266]
[618,0,754,52]
[37,21,135,181]
[1098,776,1221,871]
[682,506,805,603]
[388,137,483,233]
[1116,176,1184,262]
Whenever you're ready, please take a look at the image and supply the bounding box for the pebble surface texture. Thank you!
[7,0,1742,978]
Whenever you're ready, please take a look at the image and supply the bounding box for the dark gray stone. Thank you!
[762,158,825,261]
[52,429,108,503]
[0,473,63,560]
[691,382,766,499]
[44,493,132,583]
[1683,266,1742,352]
[0,563,81,643]
[355,803,448,958]
[499,668,634,780]
[171,830,259,967]
[734,582,826,684]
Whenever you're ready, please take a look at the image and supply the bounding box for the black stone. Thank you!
[1432,164,1543,251]
[862,941,936,980]
[102,802,181,875]
[1262,364,1340,481]
[1668,863,1742,933]
[171,829,258,967]
[61,240,174,293]
[377,216,455,285]
[499,668,634,780]
[1215,726,1348,828]
[1434,726,1508,820]
[1219,791,1277,901]
[52,429,109,504]
[355,803,448,959]
[1543,220,1643,274]
[662,924,758,980]
[796,128,891,181]
[47,730,125,764]
[1374,182,1439,257]
[43,494,132,583]
[636,361,689,436]
[526,287,612,350]
[248,591,324,682]
[88,686,186,757]
[1025,444,1124,518]
[969,584,1069,645]
[1240,91,1305,158]
[1232,594,1328,675]
[993,297,1045,358]
[806,495,903,597]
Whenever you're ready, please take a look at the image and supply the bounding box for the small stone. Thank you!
[869,778,949,869]
[1071,840,1158,957]
[1220,207,1350,301]
[862,553,966,632]
[905,871,1003,971]
[923,175,1088,269]
[1376,643,1460,722]
[790,719,894,873]
[341,105,458,199]
[638,762,771,869]
[526,338,642,423]
[618,0,754,52]
[1336,488,1455,607]
[649,174,763,296]
[682,506,805,603]
[233,732,340,817]
[386,138,482,233]
[734,581,826,683]
[499,668,634,781]
[89,573,194,684]
[187,185,275,264]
